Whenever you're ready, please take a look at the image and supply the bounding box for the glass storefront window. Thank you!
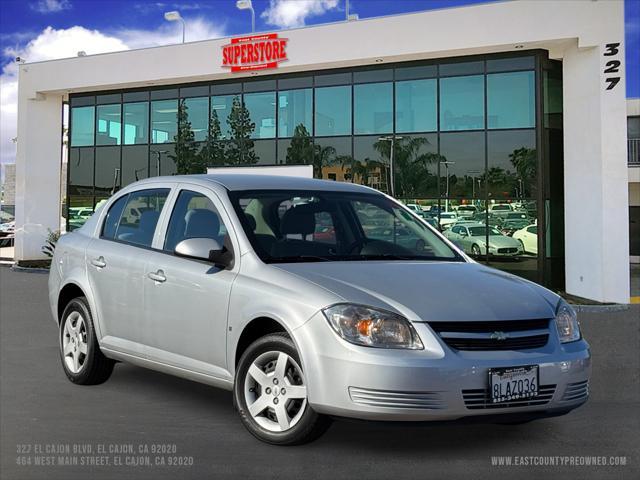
[151,99,178,143]
[211,95,239,139]
[395,79,437,133]
[354,82,392,135]
[315,85,351,136]
[123,102,149,145]
[71,106,95,146]
[244,91,276,139]
[439,131,485,201]
[487,129,537,200]
[392,134,439,198]
[353,136,391,193]
[183,97,209,141]
[150,145,176,176]
[94,146,121,197]
[96,104,121,146]
[314,136,352,180]
[487,71,535,129]
[121,145,149,187]
[439,75,484,131]
[68,148,94,196]
[278,89,312,138]
[68,195,95,231]
[253,140,277,165]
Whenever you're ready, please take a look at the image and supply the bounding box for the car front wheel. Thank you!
[234,333,331,445]
[59,297,114,385]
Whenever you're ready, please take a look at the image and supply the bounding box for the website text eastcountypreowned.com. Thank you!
[491,456,627,467]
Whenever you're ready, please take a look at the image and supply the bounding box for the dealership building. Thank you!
[14,0,631,303]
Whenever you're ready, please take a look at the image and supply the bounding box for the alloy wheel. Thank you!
[62,311,88,374]
[243,351,308,432]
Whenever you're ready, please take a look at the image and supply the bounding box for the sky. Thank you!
[0,0,639,171]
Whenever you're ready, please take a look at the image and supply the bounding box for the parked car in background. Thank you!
[470,212,504,229]
[513,224,538,255]
[501,218,530,236]
[489,204,513,219]
[444,222,523,257]
[456,205,480,219]
[48,174,589,445]
[0,220,15,236]
[438,212,458,229]
[405,203,425,214]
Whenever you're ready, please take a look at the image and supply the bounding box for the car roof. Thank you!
[128,174,375,193]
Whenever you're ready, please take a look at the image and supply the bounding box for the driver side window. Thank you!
[164,190,228,252]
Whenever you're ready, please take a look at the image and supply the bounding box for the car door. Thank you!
[141,184,239,378]
[85,186,171,355]
[526,225,538,254]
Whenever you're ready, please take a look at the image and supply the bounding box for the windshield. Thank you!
[468,226,503,236]
[230,190,463,263]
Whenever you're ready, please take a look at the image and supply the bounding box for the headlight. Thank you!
[322,304,424,350]
[555,300,581,343]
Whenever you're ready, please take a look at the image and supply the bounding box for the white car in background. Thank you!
[513,224,538,255]
[438,212,458,229]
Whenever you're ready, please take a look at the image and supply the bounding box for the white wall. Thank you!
[562,27,629,302]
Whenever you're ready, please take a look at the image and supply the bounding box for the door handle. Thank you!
[147,270,166,283]
[91,256,106,268]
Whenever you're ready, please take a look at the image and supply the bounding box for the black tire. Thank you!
[471,244,481,257]
[59,296,114,385]
[234,333,332,445]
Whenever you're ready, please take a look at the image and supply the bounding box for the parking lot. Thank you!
[1,267,638,480]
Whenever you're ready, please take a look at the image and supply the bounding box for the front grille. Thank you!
[429,319,550,351]
[462,384,556,409]
[497,247,518,254]
[561,380,589,402]
[349,387,445,410]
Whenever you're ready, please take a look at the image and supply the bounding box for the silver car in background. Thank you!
[48,175,590,445]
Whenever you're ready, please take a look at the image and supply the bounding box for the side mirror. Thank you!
[175,238,233,269]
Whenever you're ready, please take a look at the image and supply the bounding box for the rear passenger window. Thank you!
[102,189,169,247]
[164,190,228,252]
[102,195,128,240]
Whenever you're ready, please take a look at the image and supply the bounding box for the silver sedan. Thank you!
[48,175,590,445]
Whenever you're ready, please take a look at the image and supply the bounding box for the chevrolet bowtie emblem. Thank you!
[490,331,508,341]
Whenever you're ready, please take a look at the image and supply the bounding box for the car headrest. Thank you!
[280,204,316,236]
[184,209,220,239]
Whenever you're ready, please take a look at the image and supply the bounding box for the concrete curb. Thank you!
[10,265,50,274]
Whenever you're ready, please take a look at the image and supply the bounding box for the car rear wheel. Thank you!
[59,297,114,385]
[234,333,331,445]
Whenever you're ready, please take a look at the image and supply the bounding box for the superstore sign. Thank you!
[221,33,288,72]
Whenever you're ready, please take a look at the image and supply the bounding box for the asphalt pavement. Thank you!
[1,267,638,480]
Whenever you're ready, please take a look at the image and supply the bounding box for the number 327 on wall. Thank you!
[603,43,622,91]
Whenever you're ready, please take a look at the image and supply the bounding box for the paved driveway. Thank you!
[1,267,638,480]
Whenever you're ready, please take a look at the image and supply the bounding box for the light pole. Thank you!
[378,135,403,197]
[153,150,169,176]
[439,161,455,212]
[236,0,255,33]
[164,11,186,43]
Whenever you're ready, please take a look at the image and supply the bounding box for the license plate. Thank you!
[489,365,539,403]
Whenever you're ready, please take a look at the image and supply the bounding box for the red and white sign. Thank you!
[221,33,288,72]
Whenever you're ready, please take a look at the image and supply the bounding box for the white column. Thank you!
[14,78,63,262]
[562,40,629,303]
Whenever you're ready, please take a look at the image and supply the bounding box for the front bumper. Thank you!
[294,313,591,422]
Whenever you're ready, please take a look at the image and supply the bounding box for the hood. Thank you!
[487,235,521,247]
[272,261,558,322]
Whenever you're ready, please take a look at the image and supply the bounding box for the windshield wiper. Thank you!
[271,255,331,263]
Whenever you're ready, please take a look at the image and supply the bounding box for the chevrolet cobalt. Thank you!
[49,175,590,445]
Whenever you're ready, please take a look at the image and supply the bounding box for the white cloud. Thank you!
[30,0,71,14]
[261,0,339,29]
[0,18,225,167]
